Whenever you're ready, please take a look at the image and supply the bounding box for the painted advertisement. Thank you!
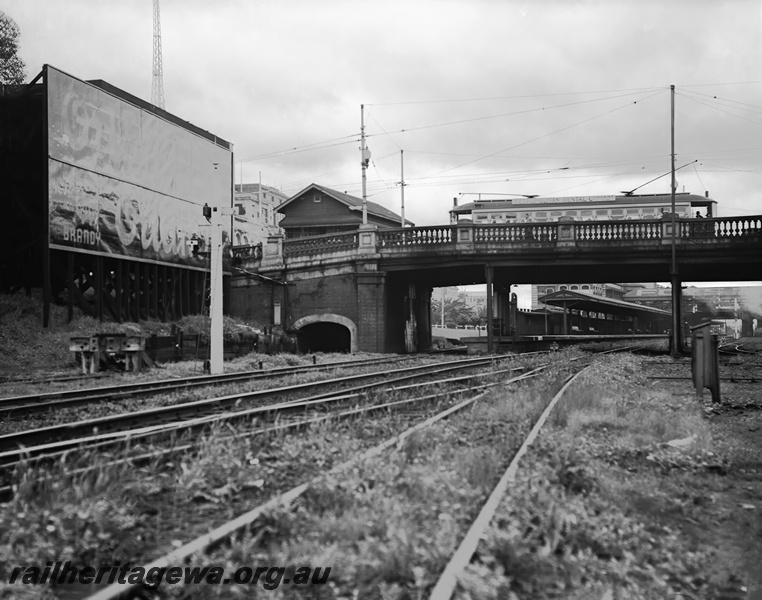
[46,66,231,267]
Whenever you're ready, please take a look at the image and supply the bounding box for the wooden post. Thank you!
[67,253,74,323]
[486,265,494,354]
[95,256,104,321]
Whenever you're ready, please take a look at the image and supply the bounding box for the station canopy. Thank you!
[538,289,671,318]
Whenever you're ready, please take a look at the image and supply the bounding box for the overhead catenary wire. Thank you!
[416,89,668,182]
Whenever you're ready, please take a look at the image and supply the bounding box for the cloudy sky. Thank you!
[4,0,762,230]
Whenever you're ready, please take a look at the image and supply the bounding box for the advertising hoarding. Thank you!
[46,66,231,268]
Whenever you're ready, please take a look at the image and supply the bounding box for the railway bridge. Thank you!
[230,215,762,353]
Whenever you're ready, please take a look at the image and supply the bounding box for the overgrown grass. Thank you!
[153,362,575,599]
[456,353,726,599]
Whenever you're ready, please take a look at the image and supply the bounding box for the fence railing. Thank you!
[576,220,663,241]
[231,243,262,262]
[283,231,359,257]
[474,223,558,243]
[377,225,454,247]
[681,216,762,239]
[234,215,761,266]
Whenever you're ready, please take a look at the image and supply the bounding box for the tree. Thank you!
[432,294,475,328]
[0,11,26,85]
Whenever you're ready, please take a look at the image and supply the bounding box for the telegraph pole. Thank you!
[400,149,406,227]
[669,84,682,356]
[360,105,369,225]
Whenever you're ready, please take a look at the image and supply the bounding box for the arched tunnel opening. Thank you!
[297,321,352,353]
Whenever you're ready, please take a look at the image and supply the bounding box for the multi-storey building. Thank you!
[232,183,289,246]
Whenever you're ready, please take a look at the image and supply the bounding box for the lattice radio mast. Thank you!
[152,0,166,109]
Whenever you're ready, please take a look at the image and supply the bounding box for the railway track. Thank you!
[0,354,541,468]
[0,354,424,418]
[0,363,546,500]
[79,356,588,600]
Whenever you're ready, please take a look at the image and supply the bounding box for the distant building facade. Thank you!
[531,283,631,310]
[233,183,288,246]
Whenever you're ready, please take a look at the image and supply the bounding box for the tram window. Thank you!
[612,209,624,215]
[596,209,609,217]
[642,208,656,216]
[565,211,577,217]
[550,211,562,217]
[626,208,640,216]
[476,215,488,221]
[581,210,593,218]
[535,212,547,218]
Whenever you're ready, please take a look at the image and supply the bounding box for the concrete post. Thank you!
[455,223,474,251]
[261,233,285,269]
[357,223,378,256]
[557,217,576,247]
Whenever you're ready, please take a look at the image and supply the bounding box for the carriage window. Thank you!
[627,208,640,215]
[581,210,593,217]
[550,211,563,217]
[596,209,609,217]
[612,209,624,215]
[565,211,577,217]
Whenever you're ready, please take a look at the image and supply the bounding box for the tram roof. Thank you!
[538,289,671,317]
[451,193,716,215]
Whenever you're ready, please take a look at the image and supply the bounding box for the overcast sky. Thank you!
[4,0,762,229]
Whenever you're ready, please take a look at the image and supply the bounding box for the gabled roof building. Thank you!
[277,183,413,239]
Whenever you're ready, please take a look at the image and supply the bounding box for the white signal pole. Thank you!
[209,213,224,374]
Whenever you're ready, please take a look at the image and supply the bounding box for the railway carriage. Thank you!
[451,192,717,224]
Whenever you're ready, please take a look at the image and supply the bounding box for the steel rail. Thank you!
[0,361,540,471]
[0,368,548,500]
[430,368,587,598]
[0,355,422,417]
[82,365,550,600]
[0,355,520,454]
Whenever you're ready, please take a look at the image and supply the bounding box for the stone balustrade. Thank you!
[231,215,762,269]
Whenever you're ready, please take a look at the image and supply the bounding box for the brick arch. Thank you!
[291,313,358,353]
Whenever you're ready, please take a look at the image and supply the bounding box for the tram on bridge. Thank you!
[451,192,717,224]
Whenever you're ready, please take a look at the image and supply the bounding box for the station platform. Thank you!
[460,333,669,354]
